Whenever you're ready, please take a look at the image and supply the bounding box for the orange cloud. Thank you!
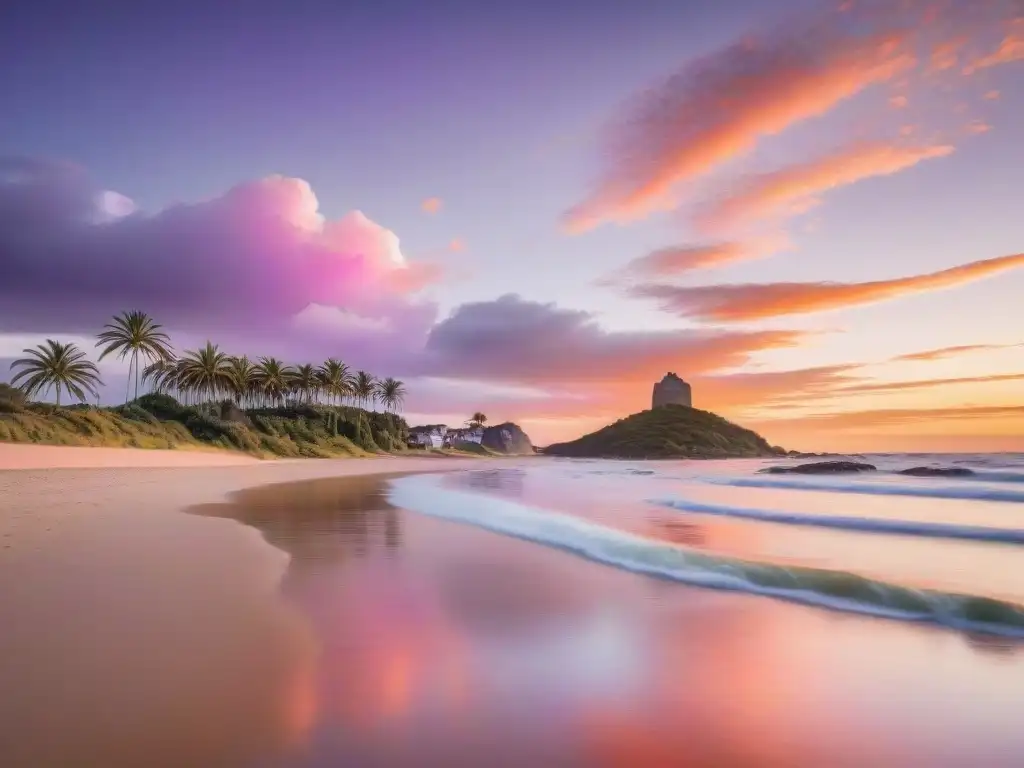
[448,237,466,253]
[562,8,917,233]
[836,372,1024,395]
[963,21,1024,74]
[967,120,992,135]
[984,89,1001,100]
[757,404,1024,431]
[891,342,1021,361]
[617,233,790,278]
[749,405,1024,451]
[631,252,1024,321]
[696,142,953,233]
[421,197,443,214]
[889,94,909,107]
[928,38,965,71]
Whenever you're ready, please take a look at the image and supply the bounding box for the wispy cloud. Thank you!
[756,404,1024,431]
[562,6,919,233]
[614,232,790,279]
[891,342,1022,362]
[421,197,443,214]
[835,372,1024,395]
[631,252,1024,322]
[963,19,1024,74]
[695,142,953,234]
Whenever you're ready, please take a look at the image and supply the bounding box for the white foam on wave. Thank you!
[703,476,1024,504]
[387,474,1024,636]
[652,497,1024,544]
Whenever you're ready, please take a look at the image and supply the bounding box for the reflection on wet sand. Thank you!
[0,502,316,767]
[11,466,1024,767]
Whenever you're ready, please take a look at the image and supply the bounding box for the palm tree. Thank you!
[353,370,376,410]
[177,342,232,404]
[254,357,295,407]
[468,412,487,429]
[10,340,103,407]
[375,377,407,413]
[225,355,258,407]
[141,355,180,396]
[317,358,353,406]
[292,364,319,404]
[96,310,174,402]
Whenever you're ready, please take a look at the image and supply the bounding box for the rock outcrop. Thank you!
[760,461,876,474]
[481,422,534,454]
[897,466,975,477]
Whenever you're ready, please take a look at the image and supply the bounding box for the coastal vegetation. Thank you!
[543,404,782,459]
[0,310,427,458]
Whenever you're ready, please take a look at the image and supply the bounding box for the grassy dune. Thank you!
[0,390,422,459]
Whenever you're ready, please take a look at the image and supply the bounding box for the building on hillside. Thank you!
[652,372,692,409]
[444,426,484,446]
[408,424,447,448]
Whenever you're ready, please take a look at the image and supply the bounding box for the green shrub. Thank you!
[136,393,186,420]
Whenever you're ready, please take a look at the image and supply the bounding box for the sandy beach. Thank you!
[0,446,517,767]
[4,447,1024,767]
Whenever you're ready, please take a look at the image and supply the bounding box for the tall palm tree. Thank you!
[375,377,407,413]
[468,412,487,429]
[317,358,353,406]
[292,364,319,404]
[225,355,258,407]
[96,310,174,402]
[10,340,103,407]
[353,370,376,410]
[177,342,232,404]
[254,357,295,407]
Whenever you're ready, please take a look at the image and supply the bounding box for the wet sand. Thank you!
[4,459,1024,766]
[0,456,511,767]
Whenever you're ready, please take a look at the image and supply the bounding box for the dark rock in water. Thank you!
[481,422,534,454]
[898,466,975,478]
[761,460,877,475]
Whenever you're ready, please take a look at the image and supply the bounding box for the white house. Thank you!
[408,425,447,448]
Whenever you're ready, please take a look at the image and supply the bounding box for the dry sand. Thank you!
[0,447,524,767]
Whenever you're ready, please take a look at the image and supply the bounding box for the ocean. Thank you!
[390,453,1024,637]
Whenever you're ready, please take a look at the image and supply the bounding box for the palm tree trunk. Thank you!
[133,350,140,401]
[55,384,61,407]
[125,357,133,403]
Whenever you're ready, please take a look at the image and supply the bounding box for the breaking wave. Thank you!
[703,476,1024,504]
[653,497,1024,544]
[388,474,1024,637]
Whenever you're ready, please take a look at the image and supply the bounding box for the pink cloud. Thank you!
[0,159,440,340]
[421,197,443,214]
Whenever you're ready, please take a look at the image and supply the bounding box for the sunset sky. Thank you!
[1,0,1022,451]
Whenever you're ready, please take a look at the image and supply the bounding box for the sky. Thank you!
[1,0,1022,451]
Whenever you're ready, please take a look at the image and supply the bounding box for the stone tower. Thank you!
[652,372,692,409]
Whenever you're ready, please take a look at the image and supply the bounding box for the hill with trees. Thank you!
[543,405,782,459]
